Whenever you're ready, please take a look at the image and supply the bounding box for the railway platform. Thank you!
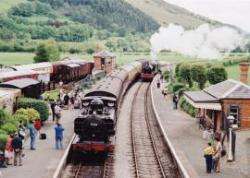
[151,77,250,178]
[1,109,80,178]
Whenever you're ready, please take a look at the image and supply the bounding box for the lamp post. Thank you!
[227,115,235,162]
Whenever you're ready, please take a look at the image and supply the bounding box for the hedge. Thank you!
[13,114,29,127]
[0,134,9,151]
[179,96,199,117]
[17,98,49,121]
[15,108,40,121]
[0,109,12,127]
[1,122,18,135]
[172,83,185,93]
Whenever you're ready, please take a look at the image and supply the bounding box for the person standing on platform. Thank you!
[214,137,222,173]
[50,99,56,121]
[173,94,178,109]
[55,104,62,123]
[11,134,23,166]
[4,134,14,165]
[28,121,37,150]
[204,142,214,173]
[54,123,64,149]
[18,121,26,143]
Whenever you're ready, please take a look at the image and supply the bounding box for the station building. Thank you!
[184,62,250,130]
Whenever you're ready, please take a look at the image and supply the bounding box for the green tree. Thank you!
[163,70,170,82]
[207,66,228,84]
[175,62,183,78]
[34,43,50,63]
[34,40,60,63]
[191,64,207,89]
[179,63,193,88]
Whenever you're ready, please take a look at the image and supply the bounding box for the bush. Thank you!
[1,122,18,135]
[177,88,187,98]
[17,98,49,121]
[179,96,199,117]
[0,134,9,151]
[13,114,29,127]
[163,70,170,81]
[172,83,185,93]
[15,108,40,121]
[0,109,12,127]
[167,82,174,94]
[0,130,8,135]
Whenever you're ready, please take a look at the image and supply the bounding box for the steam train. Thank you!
[72,61,142,154]
[141,60,159,82]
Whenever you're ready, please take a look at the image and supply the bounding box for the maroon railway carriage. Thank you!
[50,60,94,83]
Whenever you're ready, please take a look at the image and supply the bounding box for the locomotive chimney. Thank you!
[240,61,249,84]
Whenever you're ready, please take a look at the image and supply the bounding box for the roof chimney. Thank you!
[240,61,249,84]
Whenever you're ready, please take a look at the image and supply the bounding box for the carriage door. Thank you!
[229,105,240,127]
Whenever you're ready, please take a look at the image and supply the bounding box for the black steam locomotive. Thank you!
[72,61,142,154]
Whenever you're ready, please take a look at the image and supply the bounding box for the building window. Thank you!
[229,105,240,126]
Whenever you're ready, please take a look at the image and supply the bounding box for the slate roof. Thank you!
[204,80,238,99]
[226,85,250,99]
[94,50,115,58]
[184,91,218,103]
[185,79,250,102]
[0,78,39,89]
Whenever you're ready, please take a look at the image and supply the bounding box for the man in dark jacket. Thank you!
[50,99,56,121]
[11,134,23,166]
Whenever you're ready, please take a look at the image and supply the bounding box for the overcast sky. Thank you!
[164,0,250,32]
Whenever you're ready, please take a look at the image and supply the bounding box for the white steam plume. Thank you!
[150,24,245,59]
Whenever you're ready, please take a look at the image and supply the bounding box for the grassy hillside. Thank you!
[0,0,27,13]
[125,0,219,29]
[0,0,160,53]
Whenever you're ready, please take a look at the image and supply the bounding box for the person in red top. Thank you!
[34,119,42,134]
[4,134,14,165]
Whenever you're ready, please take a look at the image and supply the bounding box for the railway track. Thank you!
[64,164,104,178]
[130,82,180,178]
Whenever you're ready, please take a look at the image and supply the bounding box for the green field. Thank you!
[0,52,34,65]
[0,52,248,83]
[226,64,250,84]
[0,52,208,66]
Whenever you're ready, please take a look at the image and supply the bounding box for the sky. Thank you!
[164,0,250,32]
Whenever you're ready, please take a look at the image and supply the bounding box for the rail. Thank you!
[144,84,166,178]
[53,134,76,178]
[131,83,167,178]
[150,75,191,178]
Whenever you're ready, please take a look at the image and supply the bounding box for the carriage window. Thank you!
[229,105,240,125]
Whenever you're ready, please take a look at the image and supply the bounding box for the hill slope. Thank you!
[125,0,219,29]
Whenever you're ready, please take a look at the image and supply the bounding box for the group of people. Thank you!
[204,136,225,173]
[3,120,38,167]
[58,86,83,110]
